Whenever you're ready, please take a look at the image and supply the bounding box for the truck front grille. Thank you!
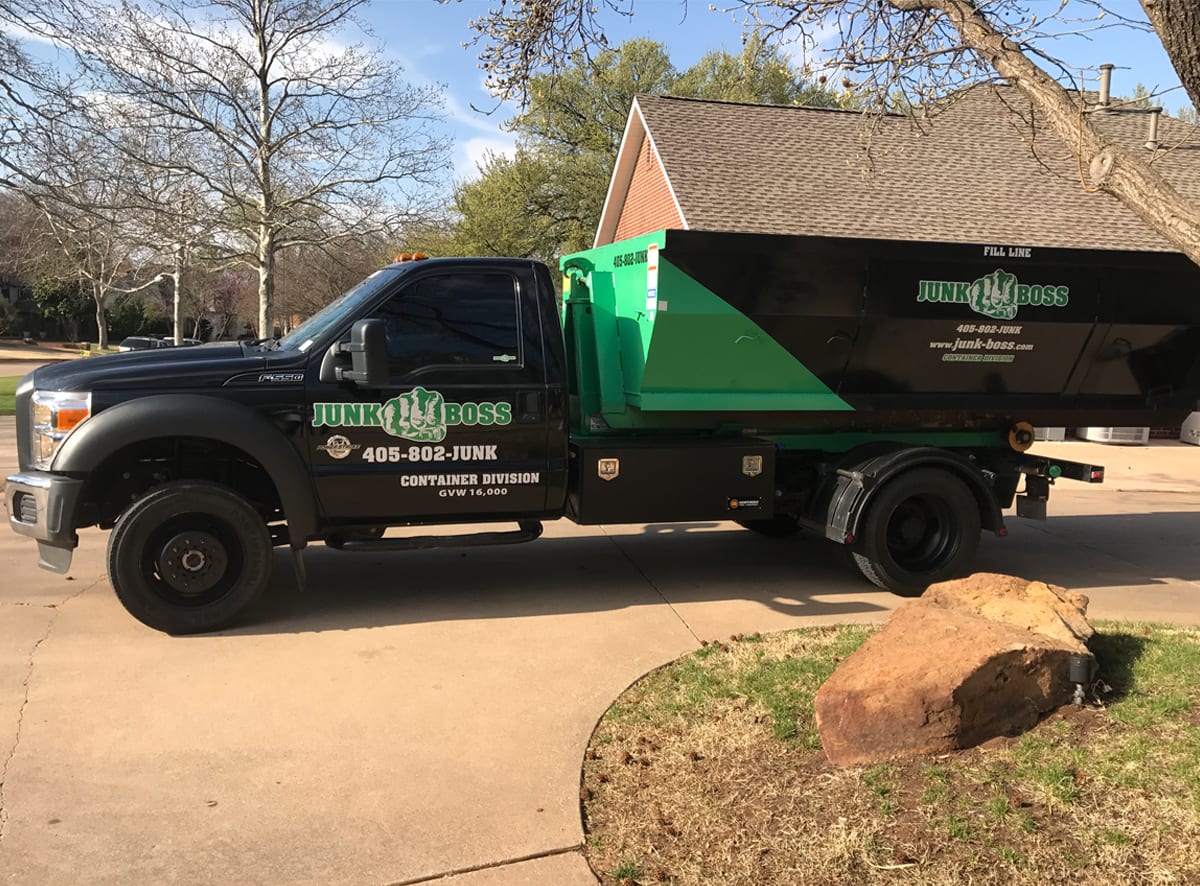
[14,492,37,524]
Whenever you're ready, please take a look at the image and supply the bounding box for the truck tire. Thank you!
[736,516,801,537]
[851,468,980,597]
[107,481,273,634]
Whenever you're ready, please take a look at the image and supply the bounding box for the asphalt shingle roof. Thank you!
[633,87,1200,253]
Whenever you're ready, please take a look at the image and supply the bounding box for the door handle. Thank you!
[517,391,542,423]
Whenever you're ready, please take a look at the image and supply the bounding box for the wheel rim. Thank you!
[884,494,959,573]
[142,515,244,607]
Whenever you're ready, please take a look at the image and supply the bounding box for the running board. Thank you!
[328,520,544,552]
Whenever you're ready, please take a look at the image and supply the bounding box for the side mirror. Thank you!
[334,319,388,387]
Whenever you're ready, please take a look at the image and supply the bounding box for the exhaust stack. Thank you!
[1098,63,1114,108]
[1146,106,1162,151]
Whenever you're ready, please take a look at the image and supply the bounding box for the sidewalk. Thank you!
[0,341,78,363]
[1032,438,1200,494]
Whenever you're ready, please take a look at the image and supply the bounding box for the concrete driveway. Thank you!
[0,343,74,382]
[0,364,51,384]
[2,417,1198,884]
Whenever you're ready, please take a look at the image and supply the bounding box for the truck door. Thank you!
[307,265,551,522]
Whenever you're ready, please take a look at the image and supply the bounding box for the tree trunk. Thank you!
[902,0,1200,267]
[255,8,275,342]
[94,288,108,350]
[257,224,275,339]
[171,247,183,346]
[1141,0,1200,113]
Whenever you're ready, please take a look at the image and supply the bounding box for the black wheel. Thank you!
[736,515,801,537]
[851,468,980,597]
[107,481,273,634]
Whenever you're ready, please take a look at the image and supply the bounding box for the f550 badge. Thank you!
[312,386,512,443]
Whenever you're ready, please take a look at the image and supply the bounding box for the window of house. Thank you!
[373,272,520,375]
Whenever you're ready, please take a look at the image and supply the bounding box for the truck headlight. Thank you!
[31,390,92,470]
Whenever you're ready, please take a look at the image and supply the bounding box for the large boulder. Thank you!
[815,574,1093,767]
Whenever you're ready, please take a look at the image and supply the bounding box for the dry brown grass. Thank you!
[582,624,1200,885]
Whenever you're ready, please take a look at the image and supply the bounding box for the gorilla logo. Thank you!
[968,269,1018,321]
[381,386,446,442]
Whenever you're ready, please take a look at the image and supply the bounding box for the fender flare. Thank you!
[814,445,1004,544]
[54,394,317,544]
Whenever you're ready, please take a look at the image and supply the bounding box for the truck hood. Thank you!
[29,343,306,392]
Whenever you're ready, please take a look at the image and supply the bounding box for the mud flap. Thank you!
[1015,475,1050,520]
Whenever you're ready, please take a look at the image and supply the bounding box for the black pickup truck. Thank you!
[12,230,1195,634]
[6,257,570,633]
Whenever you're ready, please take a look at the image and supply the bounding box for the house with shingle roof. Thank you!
[597,86,1200,253]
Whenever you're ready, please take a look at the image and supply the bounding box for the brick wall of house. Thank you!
[613,138,683,242]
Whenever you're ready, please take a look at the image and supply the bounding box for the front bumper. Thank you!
[4,471,84,573]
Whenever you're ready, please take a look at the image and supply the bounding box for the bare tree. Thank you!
[142,263,220,339]
[0,190,45,275]
[115,119,224,344]
[457,0,1200,265]
[16,0,449,338]
[1140,0,1200,112]
[13,119,167,348]
[208,268,259,339]
[274,233,392,321]
[0,24,55,190]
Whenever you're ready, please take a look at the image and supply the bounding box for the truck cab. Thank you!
[297,258,568,526]
[6,256,569,633]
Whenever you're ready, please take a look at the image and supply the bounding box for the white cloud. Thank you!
[4,19,58,48]
[443,90,517,135]
[455,134,516,181]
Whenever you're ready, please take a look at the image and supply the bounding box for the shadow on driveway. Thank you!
[226,523,892,636]
[219,507,1200,636]
[976,510,1200,589]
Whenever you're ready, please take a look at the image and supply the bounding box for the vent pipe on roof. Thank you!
[1146,106,1163,151]
[1098,63,1114,107]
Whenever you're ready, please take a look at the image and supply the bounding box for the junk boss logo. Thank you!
[313,386,512,443]
[917,269,1069,320]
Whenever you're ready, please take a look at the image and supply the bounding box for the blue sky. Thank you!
[365,0,778,180]
[364,0,1189,183]
[12,0,1188,185]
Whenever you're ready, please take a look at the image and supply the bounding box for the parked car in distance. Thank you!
[115,337,203,352]
[117,336,173,352]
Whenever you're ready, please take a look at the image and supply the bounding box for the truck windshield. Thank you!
[275,267,403,352]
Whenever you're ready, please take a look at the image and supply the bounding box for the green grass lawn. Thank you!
[0,376,18,416]
[583,622,1200,885]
